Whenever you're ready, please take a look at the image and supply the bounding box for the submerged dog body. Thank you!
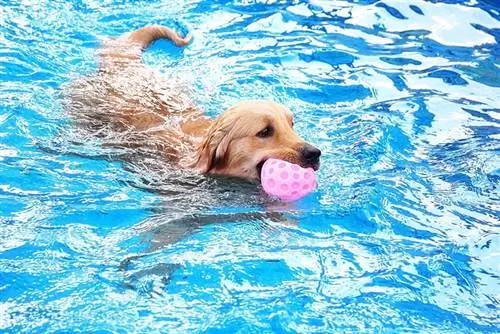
[68,25,321,182]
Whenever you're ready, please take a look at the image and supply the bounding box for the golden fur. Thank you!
[71,25,321,182]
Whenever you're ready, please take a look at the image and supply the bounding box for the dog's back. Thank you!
[65,26,202,164]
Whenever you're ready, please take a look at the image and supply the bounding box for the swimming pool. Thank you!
[1,0,499,332]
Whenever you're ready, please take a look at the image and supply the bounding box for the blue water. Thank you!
[1,0,499,332]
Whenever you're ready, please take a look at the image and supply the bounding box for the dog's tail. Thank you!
[99,25,192,67]
[128,25,193,49]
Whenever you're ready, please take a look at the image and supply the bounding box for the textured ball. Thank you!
[260,158,317,202]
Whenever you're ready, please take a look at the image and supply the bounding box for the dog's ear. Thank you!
[194,118,232,173]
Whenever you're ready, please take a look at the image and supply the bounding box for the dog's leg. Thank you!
[118,210,293,294]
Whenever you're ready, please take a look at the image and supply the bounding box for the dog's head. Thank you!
[194,100,321,181]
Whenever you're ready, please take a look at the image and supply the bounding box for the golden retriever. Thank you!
[70,25,321,182]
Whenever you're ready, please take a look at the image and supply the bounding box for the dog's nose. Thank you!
[300,144,321,165]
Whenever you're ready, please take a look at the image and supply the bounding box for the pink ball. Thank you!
[260,158,317,202]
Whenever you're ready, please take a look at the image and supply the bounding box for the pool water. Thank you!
[1,0,499,332]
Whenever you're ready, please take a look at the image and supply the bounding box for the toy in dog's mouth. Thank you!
[256,158,319,180]
[258,158,318,202]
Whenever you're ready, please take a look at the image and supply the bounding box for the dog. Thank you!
[68,25,321,182]
[66,25,323,293]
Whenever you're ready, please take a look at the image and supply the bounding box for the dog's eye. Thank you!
[256,126,274,138]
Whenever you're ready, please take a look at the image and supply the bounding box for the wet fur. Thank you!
[69,25,318,182]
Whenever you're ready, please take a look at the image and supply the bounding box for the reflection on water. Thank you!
[0,0,499,332]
